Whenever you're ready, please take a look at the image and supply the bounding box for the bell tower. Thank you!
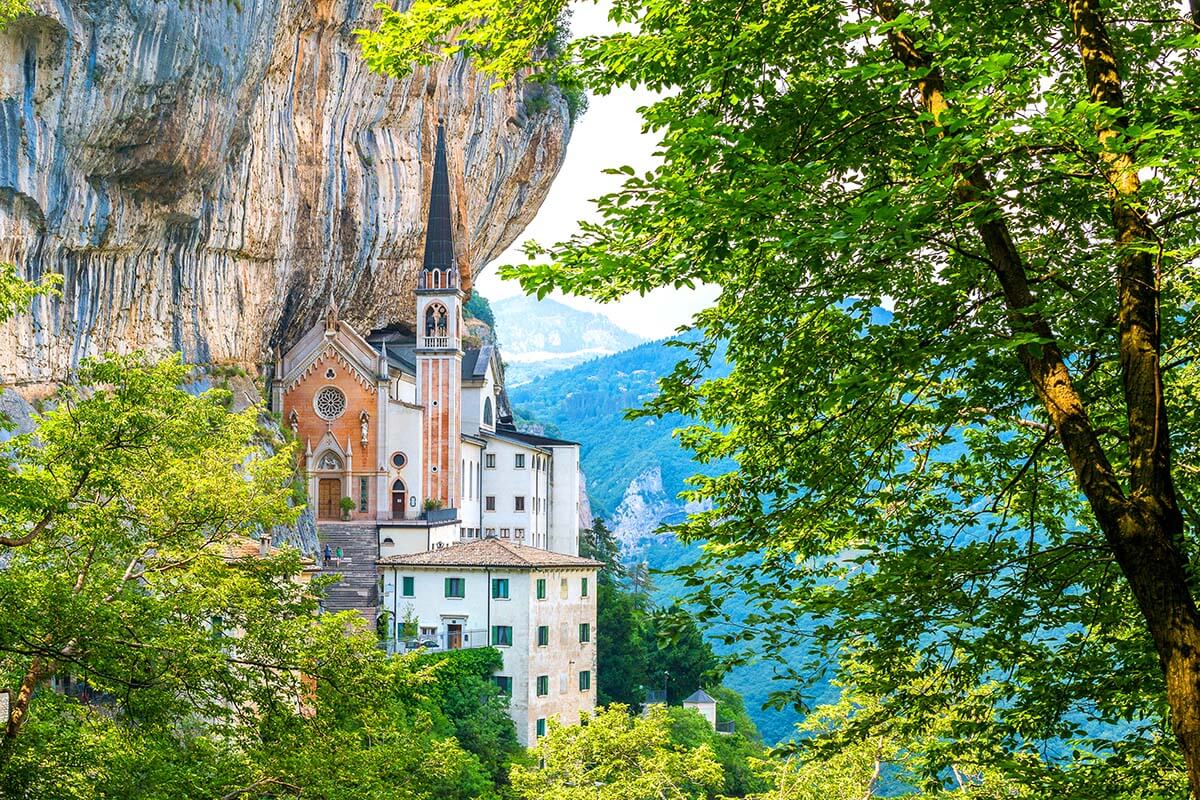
[416,122,463,510]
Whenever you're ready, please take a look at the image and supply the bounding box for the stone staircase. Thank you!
[316,522,379,624]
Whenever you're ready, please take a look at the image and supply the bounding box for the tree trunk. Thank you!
[871,0,1200,792]
[1108,507,1200,796]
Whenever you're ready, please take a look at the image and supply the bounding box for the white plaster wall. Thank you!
[481,437,541,545]
[547,444,581,556]
[459,440,483,537]
[383,401,424,517]
[524,566,598,745]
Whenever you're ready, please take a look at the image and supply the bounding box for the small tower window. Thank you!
[483,397,493,427]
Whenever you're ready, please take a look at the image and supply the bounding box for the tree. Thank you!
[595,578,649,707]
[510,704,724,800]
[666,700,767,798]
[580,517,625,583]
[0,353,304,750]
[648,605,722,705]
[360,0,1200,794]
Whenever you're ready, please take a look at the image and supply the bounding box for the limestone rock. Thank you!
[0,0,571,388]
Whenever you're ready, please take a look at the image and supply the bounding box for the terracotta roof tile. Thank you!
[377,538,602,569]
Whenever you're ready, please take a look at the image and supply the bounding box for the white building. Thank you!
[269,122,598,745]
[379,538,600,745]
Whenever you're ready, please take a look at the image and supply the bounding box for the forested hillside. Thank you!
[508,335,726,517]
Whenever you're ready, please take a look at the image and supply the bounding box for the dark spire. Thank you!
[422,122,455,275]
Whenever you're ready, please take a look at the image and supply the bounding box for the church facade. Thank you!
[269,123,598,743]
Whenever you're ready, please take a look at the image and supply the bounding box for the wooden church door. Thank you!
[318,479,340,520]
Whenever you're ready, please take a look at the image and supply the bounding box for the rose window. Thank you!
[314,386,347,421]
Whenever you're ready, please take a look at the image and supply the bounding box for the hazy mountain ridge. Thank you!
[491,296,646,385]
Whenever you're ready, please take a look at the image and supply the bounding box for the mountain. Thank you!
[491,296,646,385]
[0,3,571,388]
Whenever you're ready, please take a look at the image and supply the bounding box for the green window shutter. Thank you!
[492,578,509,599]
[579,670,590,691]
[536,718,546,737]
[537,675,548,696]
[537,625,549,646]
[402,576,414,597]
[579,623,590,643]
[581,577,589,597]
[536,578,546,599]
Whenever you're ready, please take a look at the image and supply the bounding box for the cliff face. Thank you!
[0,0,571,388]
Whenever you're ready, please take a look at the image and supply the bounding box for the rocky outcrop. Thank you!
[0,0,571,389]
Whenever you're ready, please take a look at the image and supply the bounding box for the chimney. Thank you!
[259,532,271,557]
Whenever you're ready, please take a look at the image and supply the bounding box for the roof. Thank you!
[493,422,579,448]
[422,123,455,271]
[461,344,494,381]
[377,538,602,569]
[364,327,489,382]
[684,689,717,705]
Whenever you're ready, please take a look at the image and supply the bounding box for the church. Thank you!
[269,123,599,744]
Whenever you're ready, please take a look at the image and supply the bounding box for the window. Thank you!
[485,527,496,538]
[579,670,591,691]
[491,625,513,646]
[485,453,496,469]
[391,452,407,469]
[358,477,369,512]
[485,495,496,511]
[493,675,512,695]
[444,577,465,598]
[560,578,569,599]
[537,625,549,646]
[536,676,549,697]
[579,623,591,643]
[483,396,494,427]
[515,453,526,469]
[581,577,589,598]
[401,576,414,597]
[514,527,524,540]
[420,626,437,636]
[500,528,510,538]
[492,578,509,599]
[313,386,347,420]
[536,718,546,737]
[536,579,546,600]
[515,496,525,511]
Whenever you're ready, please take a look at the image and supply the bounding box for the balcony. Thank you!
[421,336,450,349]
[385,628,490,655]
[716,721,736,735]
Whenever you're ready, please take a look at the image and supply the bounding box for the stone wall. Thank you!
[0,0,571,389]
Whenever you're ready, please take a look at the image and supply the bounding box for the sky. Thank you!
[474,4,719,341]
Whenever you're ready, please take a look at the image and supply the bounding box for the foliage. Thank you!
[360,0,1200,792]
[414,648,525,787]
[0,354,504,798]
[595,577,649,707]
[667,705,768,798]
[0,263,59,320]
[648,605,723,705]
[510,337,729,516]
[580,517,626,581]
[465,291,496,330]
[511,704,724,800]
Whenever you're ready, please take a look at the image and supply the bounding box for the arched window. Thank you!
[391,479,407,519]
[482,396,493,427]
[424,303,446,336]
